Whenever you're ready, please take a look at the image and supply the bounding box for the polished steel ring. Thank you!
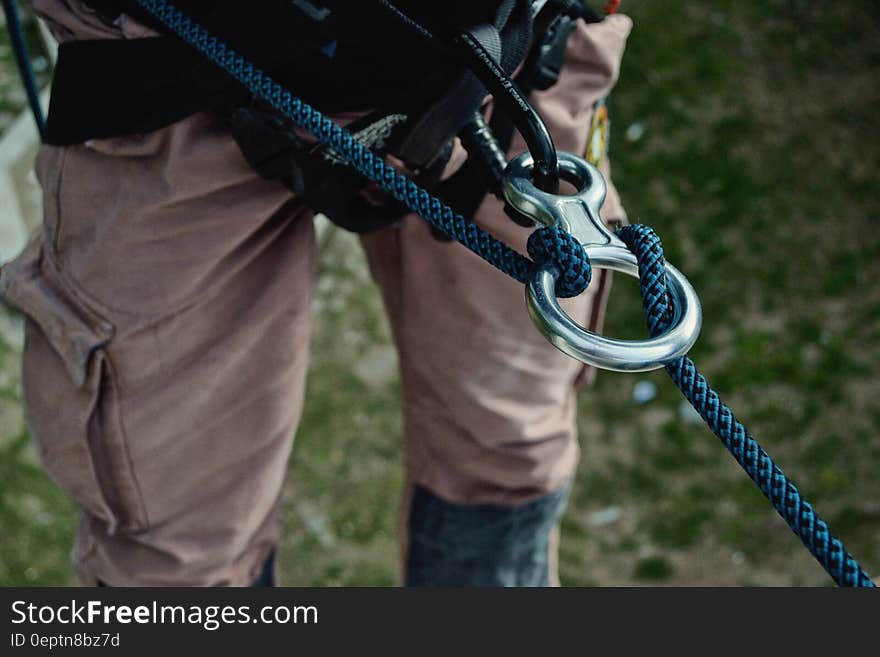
[503,151,703,372]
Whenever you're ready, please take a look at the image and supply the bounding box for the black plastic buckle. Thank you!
[522,13,576,91]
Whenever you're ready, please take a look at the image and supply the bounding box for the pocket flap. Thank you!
[0,234,114,387]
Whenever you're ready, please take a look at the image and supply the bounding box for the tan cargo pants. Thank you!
[1,1,631,585]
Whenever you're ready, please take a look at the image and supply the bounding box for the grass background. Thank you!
[1,0,878,586]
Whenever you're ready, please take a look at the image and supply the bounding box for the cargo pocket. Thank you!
[0,236,149,534]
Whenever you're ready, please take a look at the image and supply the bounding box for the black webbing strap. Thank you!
[393,0,534,171]
[45,37,244,145]
[45,0,461,145]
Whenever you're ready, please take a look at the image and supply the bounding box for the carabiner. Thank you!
[503,151,703,372]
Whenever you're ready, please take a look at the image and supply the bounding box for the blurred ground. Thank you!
[1,0,878,586]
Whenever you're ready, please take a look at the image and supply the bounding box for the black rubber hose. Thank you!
[452,30,559,193]
[459,112,508,194]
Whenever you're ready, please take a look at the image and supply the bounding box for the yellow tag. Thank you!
[585,99,610,166]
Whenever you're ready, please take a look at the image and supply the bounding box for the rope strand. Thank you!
[618,224,875,587]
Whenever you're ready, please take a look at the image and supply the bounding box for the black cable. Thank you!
[376,0,434,42]
[459,112,508,189]
[2,0,46,139]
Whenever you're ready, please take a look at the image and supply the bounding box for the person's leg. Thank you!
[2,3,317,587]
[362,14,632,586]
[1,110,316,585]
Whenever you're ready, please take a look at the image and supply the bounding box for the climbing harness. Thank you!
[4,0,874,586]
[32,0,587,236]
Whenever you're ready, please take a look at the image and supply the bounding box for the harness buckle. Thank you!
[503,151,703,372]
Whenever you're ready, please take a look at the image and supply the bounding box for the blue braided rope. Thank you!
[618,224,876,588]
[132,0,590,298]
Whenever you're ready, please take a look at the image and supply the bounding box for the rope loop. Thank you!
[526,226,592,298]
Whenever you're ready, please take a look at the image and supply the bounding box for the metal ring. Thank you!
[526,248,702,372]
[503,151,703,372]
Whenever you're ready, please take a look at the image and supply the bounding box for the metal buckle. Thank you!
[503,151,703,372]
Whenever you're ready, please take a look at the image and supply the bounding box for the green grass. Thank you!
[0,431,78,586]
[559,0,880,586]
[1,0,879,586]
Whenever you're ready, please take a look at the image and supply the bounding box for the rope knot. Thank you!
[526,226,591,298]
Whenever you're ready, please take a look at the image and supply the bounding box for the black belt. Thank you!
[46,0,462,145]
